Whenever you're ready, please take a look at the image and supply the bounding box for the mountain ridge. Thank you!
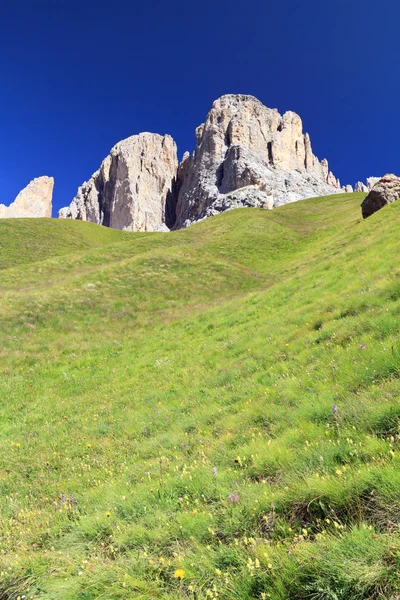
[58,94,345,231]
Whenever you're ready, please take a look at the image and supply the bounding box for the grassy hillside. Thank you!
[3,192,400,599]
[0,218,130,270]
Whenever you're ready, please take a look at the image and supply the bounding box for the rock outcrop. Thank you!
[59,133,177,231]
[343,185,353,193]
[59,94,345,231]
[361,174,400,219]
[174,94,341,228]
[0,176,53,218]
[354,181,368,193]
[354,177,381,193]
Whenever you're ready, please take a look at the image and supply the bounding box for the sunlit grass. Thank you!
[2,192,400,598]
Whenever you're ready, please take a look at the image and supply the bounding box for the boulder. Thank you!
[361,174,400,218]
[174,94,341,228]
[0,176,53,218]
[59,133,178,232]
[343,184,353,193]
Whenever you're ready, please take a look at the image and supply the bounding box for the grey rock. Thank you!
[0,176,54,218]
[361,174,400,218]
[354,181,368,193]
[59,133,177,232]
[180,186,274,227]
[154,223,170,232]
[58,94,349,231]
[174,94,341,228]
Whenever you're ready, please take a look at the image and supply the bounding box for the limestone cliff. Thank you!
[174,94,341,228]
[59,133,178,232]
[0,177,53,218]
[59,94,345,231]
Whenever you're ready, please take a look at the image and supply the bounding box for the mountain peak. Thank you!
[58,95,343,231]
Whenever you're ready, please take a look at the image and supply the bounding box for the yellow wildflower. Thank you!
[174,569,185,580]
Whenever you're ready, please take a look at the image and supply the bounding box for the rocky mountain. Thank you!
[354,181,368,193]
[0,176,53,218]
[59,94,344,231]
[174,94,341,227]
[354,177,382,193]
[59,133,177,232]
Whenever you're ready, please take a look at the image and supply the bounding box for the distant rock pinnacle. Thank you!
[0,176,53,219]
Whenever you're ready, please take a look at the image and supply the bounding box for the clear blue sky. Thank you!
[1,0,399,216]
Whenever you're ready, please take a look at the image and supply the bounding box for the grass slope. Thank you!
[0,218,130,270]
[2,193,400,599]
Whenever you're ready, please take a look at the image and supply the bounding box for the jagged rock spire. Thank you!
[59,94,343,231]
[174,94,341,228]
[0,176,53,219]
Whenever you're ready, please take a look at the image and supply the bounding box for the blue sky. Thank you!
[1,0,399,216]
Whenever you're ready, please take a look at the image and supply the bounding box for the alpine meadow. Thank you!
[2,191,400,599]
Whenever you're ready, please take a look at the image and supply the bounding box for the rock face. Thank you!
[343,184,353,193]
[59,94,345,231]
[361,174,400,219]
[354,181,368,193]
[174,94,341,228]
[0,176,53,218]
[59,133,177,231]
[354,177,381,193]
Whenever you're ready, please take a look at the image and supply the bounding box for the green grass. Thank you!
[0,218,130,270]
[2,192,400,599]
